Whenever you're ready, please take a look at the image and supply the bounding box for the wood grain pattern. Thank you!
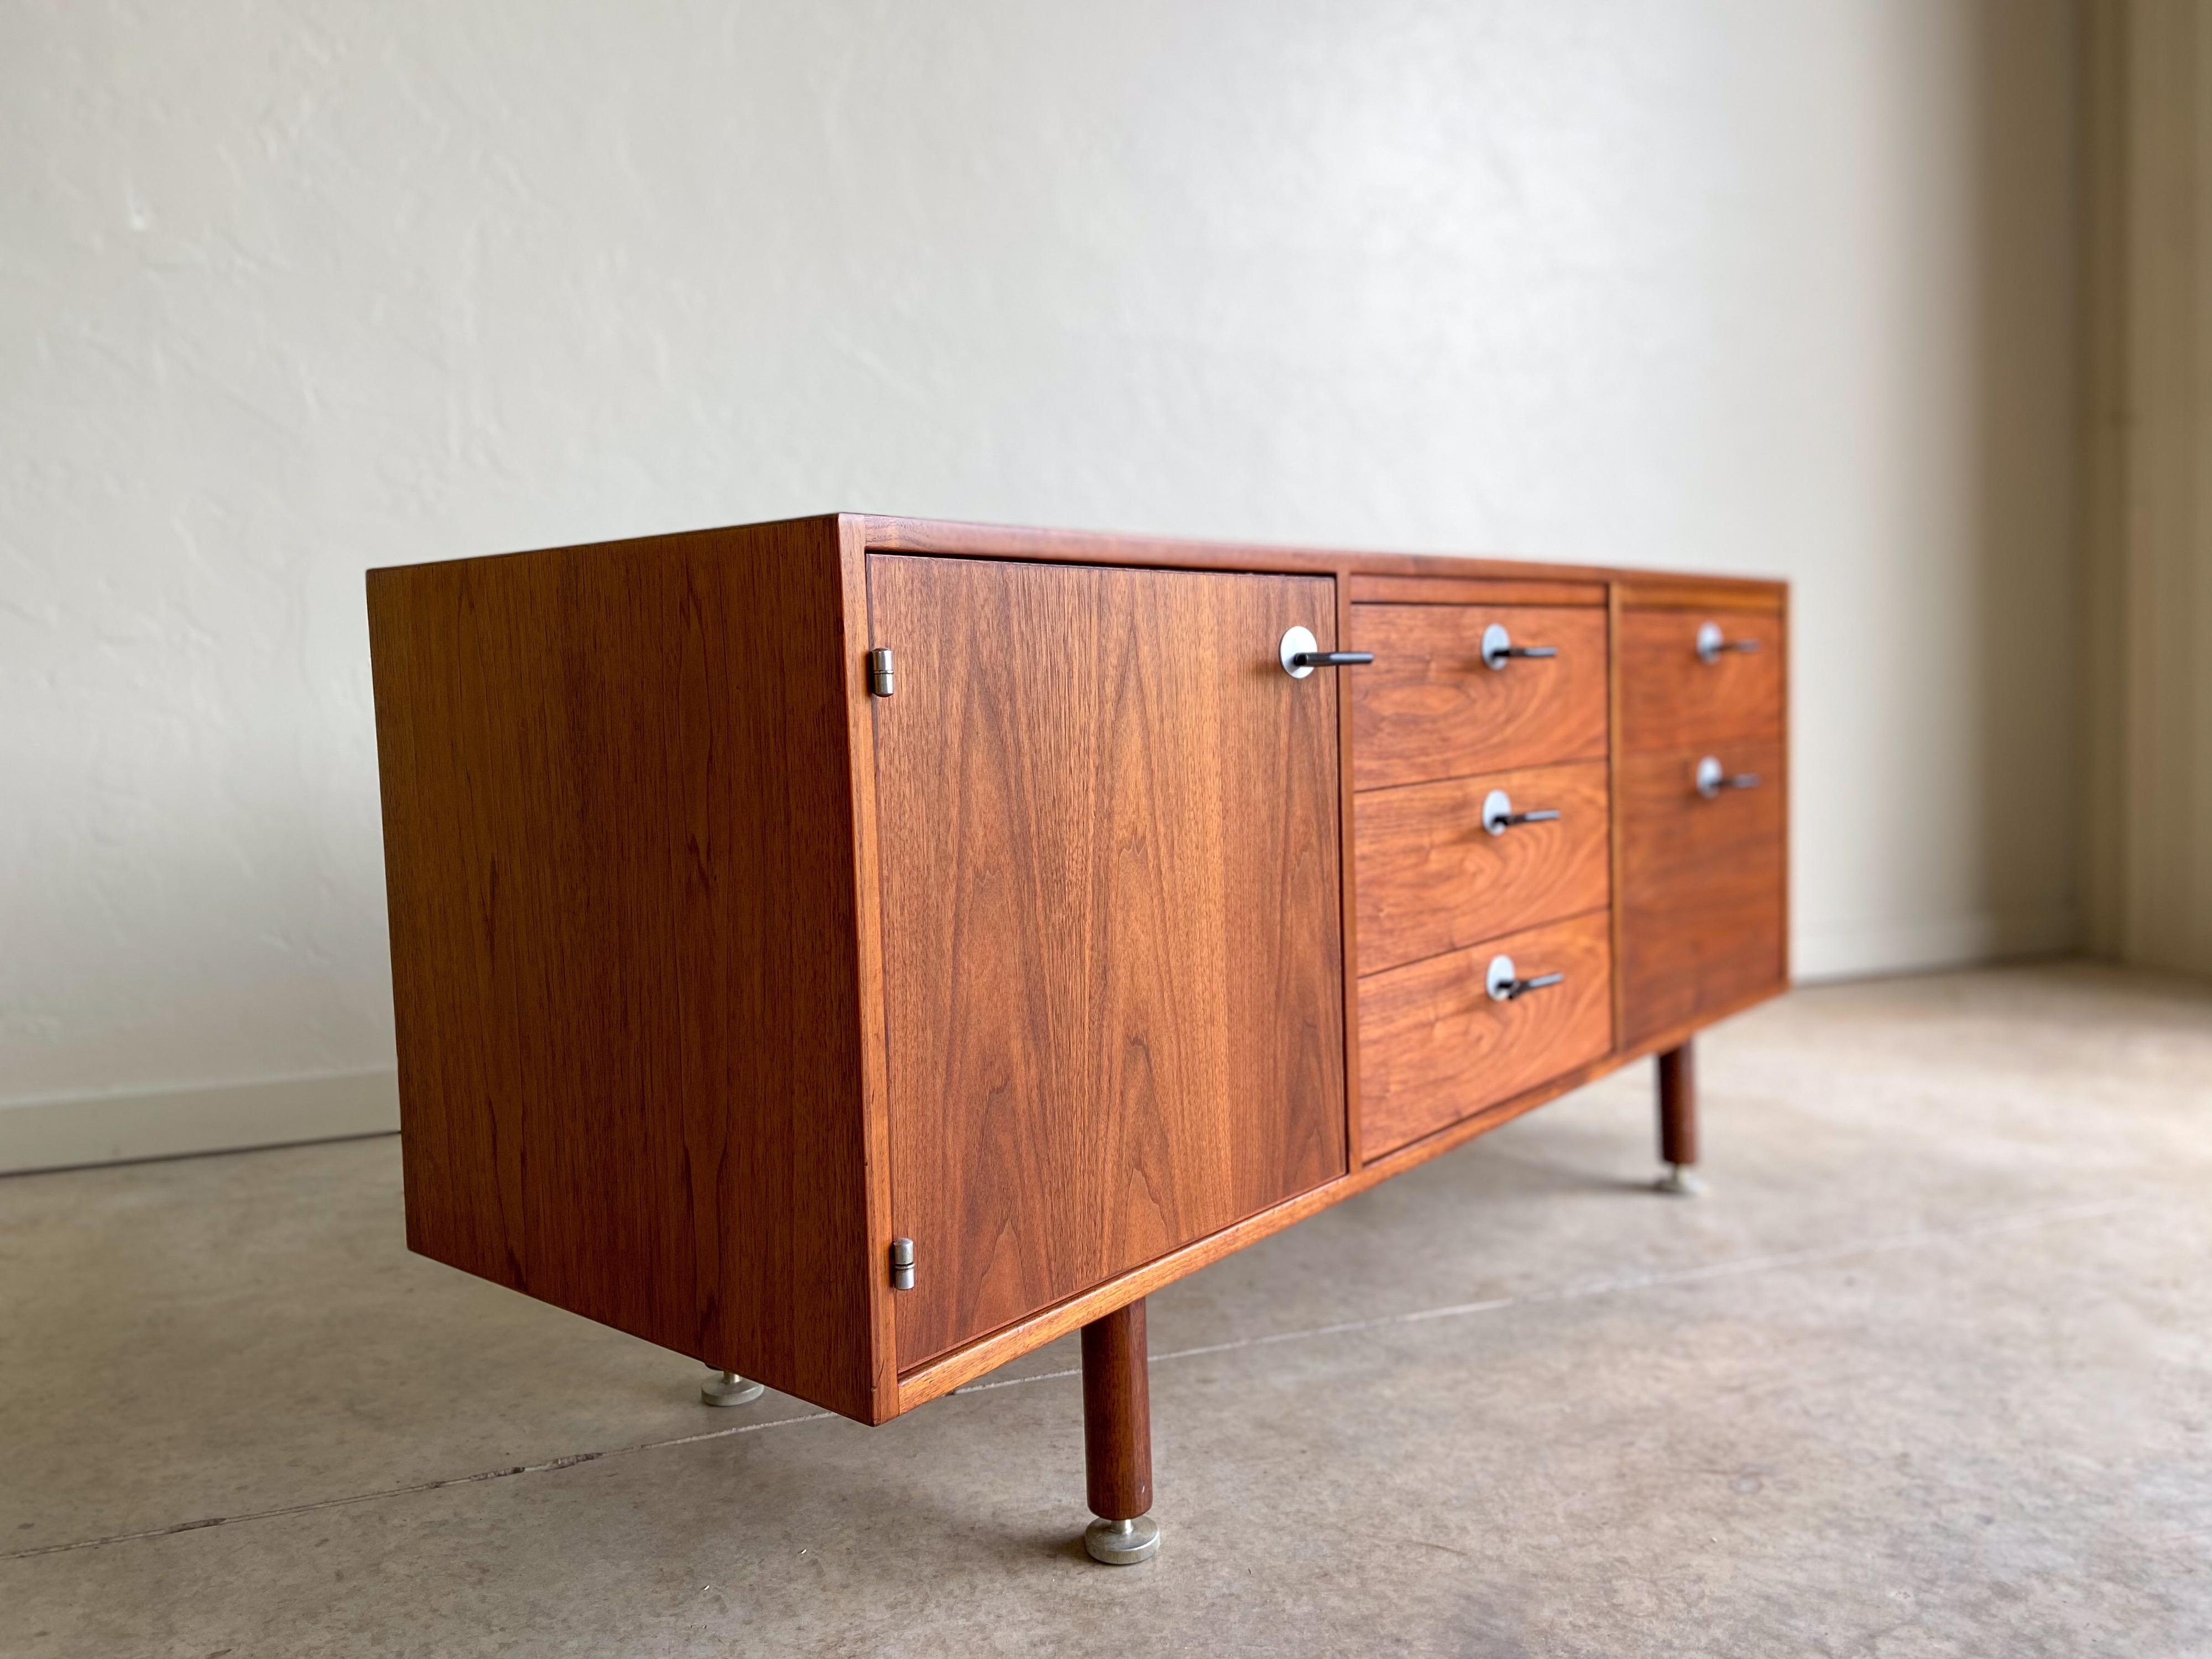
[1347,574,1605,607]
[1350,604,1610,790]
[1618,608,1786,754]
[1354,761,1610,975]
[1358,910,1615,1159]
[1617,742,1788,1050]
[1082,1300,1152,1521]
[869,555,1348,1370]
[367,516,883,1422]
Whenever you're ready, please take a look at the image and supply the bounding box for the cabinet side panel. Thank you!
[366,520,877,1421]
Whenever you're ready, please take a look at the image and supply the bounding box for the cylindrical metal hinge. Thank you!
[869,648,896,697]
[889,1237,915,1291]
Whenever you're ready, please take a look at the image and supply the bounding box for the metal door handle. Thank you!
[1695,620,1763,664]
[1480,622,1557,671]
[1481,789,1562,836]
[1486,954,1566,1003]
[1695,755,1762,799]
[1280,625,1374,679]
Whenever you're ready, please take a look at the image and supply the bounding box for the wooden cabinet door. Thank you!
[870,556,1348,1370]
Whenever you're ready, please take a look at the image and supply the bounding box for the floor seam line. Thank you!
[2,1409,838,1563]
[9,1197,2131,1562]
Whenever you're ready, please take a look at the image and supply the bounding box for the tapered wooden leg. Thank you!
[1656,1041,1703,1194]
[1081,1298,1160,1563]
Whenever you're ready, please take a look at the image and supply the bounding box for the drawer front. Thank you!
[1359,911,1614,1159]
[1617,742,1786,1048]
[1355,761,1610,977]
[1352,604,1609,790]
[1618,608,1784,754]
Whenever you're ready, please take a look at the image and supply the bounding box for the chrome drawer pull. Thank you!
[1695,620,1763,664]
[1694,755,1761,799]
[1486,953,1565,1003]
[1480,622,1558,671]
[1279,625,1374,679]
[1481,788,1562,836]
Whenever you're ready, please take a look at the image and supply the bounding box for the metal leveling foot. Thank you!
[700,1370,765,1406]
[1084,1515,1162,1565]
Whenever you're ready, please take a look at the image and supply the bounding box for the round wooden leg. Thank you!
[1081,1298,1160,1563]
[1656,1041,1703,1194]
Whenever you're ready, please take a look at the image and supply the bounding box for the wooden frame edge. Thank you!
[1606,582,1628,1048]
[1614,578,1785,613]
[832,517,904,1425]
[1345,574,1608,607]
[857,514,1787,593]
[1335,567,1365,1172]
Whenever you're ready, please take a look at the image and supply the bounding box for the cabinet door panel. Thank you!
[1617,743,1786,1047]
[870,556,1348,1370]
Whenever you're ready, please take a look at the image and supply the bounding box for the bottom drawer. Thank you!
[1358,910,1614,1160]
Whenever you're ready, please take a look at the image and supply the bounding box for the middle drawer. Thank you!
[1355,760,1610,976]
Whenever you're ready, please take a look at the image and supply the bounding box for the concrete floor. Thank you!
[4,964,2210,1657]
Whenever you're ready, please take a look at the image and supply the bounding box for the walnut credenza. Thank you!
[367,514,1787,1564]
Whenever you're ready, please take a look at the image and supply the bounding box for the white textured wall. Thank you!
[1,2,2078,1155]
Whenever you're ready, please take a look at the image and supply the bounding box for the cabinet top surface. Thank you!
[366,512,1788,600]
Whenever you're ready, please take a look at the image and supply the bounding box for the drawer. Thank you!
[1618,608,1784,754]
[1359,910,1614,1159]
[1355,760,1609,976]
[1616,742,1786,1048]
[1352,604,1608,790]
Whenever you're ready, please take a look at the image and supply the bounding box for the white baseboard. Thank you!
[0,1070,400,1176]
[1793,905,2078,983]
